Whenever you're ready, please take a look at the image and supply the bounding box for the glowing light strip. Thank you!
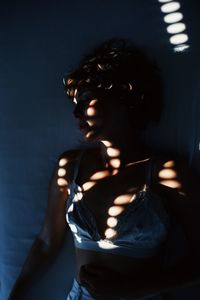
[158,0,190,52]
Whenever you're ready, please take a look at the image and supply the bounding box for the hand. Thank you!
[79,264,124,299]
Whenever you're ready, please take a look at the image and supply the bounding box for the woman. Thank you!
[9,38,200,300]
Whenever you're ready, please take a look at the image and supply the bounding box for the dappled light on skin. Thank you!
[108,206,125,217]
[85,131,95,139]
[107,217,118,228]
[90,170,110,180]
[109,158,121,169]
[107,147,120,157]
[158,169,177,179]
[58,168,66,177]
[82,181,96,191]
[112,169,119,176]
[114,194,136,205]
[159,160,182,189]
[57,178,68,186]
[59,158,68,167]
[87,107,96,116]
[67,188,71,195]
[89,99,98,106]
[159,179,181,189]
[163,160,175,168]
[87,120,95,126]
[101,140,112,147]
[104,228,117,239]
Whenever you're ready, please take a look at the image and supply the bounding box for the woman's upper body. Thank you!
[39,38,200,298]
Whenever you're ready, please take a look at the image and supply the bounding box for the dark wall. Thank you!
[0,1,200,299]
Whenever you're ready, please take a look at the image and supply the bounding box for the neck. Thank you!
[100,134,152,169]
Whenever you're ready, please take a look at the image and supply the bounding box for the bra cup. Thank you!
[66,183,171,257]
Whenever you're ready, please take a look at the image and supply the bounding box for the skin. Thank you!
[59,90,200,298]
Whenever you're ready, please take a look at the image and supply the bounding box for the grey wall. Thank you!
[0,1,200,299]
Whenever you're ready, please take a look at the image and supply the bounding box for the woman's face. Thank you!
[72,89,133,142]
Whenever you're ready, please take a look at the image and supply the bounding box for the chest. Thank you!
[72,162,148,239]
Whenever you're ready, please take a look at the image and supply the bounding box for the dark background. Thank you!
[0,0,200,299]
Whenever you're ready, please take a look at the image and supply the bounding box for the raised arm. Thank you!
[8,150,79,300]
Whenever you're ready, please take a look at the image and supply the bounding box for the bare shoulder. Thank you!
[149,153,198,195]
[150,153,200,253]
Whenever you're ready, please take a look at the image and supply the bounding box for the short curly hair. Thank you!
[63,37,163,127]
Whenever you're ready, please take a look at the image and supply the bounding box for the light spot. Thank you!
[101,140,112,147]
[114,194,135,205]
[159,169,177,179]
[159,0,173,2]
[82,181,96,191]
[57,178,68,186]
[67,78,74,85]
[59,158,68,167]
[74,233,82,243]
[107,147,120,157]
[109,159,121,169]
[87,107,96,116]
[178,191,187,197]
[97,239,119,249]
[167,23,186,34]
[77,185,82,192]
[58,168,66,177]
[90,170,110,180]
[105,84,113,89]
[174,44,190,52]
[74,89,78,96]
[170,33,188,45]
[107,217,118,227]
[73,97,77,104]
[69,223,78,233]
[67,188,71,195]
[68,203,74,213]
[142,184,147,192]
[128,83,133,90]
[89,99,98,106]
[108,206,124,217]
[85,131,95,139]
[112,169,119,176]
[161,2,181,13]
[98,64,104,70]
[73,192,83,202]
[159,180,181,189]
[104,228,117,239]
[164,12,183,23]
[87,120,95,126]
[163,160,175,168]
